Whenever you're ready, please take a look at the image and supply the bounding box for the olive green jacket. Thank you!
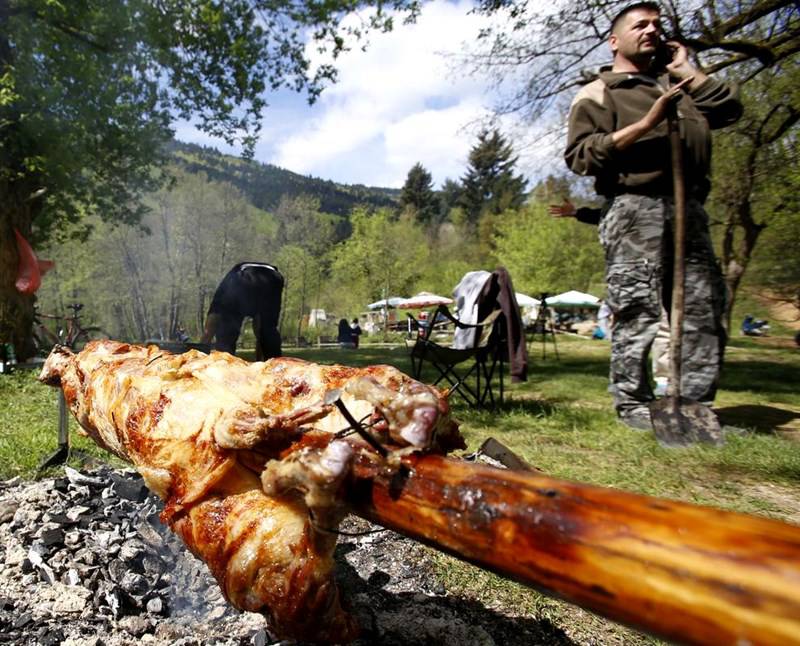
[564,70,742,200]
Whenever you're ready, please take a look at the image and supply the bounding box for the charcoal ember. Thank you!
[51,583,92,614]
[83,568,103,592]
[93,529,121,552]
[52,476,70,492]
[4,542,27,566]
[66,505,92,522]
[155,622,190,642]
[0,476,21,488]
[70,484,92,500]
[106,559,127,584]
[120,571,148,597]
[61,638,103,646]
[26,546,56,584]
[118,615,151,637]
[12,612,33,629]
[145,597,165,616]
[44,512,73,525]
[35,625,65,646]
[103,588,122,618]
[64,529,83,547]
[65,466,104,487]
[73,547,96,566]
[64,568,81,587]
[48,549,69,573]
[110,472,149,503]
[118,540,146,566]
[141,554,165,578]
[39,526,64,547]
[0,500,19,524]
[135,520,164,549]
[11,505,41,530]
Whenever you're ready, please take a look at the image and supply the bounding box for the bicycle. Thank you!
[32,302,110,355]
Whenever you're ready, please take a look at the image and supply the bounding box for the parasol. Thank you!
[397,292,454,309]
[367,297,406,310]
[515,292,541,307]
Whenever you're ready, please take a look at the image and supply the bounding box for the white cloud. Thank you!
[272,0,497,187]
[175,0,565,188]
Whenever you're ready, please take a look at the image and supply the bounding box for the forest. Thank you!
[34,119,796,346]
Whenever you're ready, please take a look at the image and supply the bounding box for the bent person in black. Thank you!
[202,263,284,360]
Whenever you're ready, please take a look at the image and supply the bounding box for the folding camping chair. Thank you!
[408,305,505,408]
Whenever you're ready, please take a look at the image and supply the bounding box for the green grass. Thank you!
[2,333,798,644]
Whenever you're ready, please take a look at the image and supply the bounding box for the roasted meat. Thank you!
[39,341,462,642]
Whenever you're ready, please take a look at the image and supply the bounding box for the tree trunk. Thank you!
[0,181,42,359]
[116,236,151,340]
[719,181,764,332]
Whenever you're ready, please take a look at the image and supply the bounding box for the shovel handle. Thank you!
[667,103,686,398]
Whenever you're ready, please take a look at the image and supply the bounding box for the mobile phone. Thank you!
[651,35,674,73]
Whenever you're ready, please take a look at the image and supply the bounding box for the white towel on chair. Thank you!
[452,270,491,349]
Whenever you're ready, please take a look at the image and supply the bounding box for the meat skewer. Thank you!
[40,341,800,645]
[39,340,463,642]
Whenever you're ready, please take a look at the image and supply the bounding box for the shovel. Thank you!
[650,101,724,448]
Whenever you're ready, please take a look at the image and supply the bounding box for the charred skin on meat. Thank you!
[39,341,462,642]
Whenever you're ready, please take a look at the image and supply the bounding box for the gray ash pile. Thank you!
[0,466,570,646]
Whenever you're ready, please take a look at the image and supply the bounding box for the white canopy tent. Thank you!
[546,290,601,308]
[515,293,541,308]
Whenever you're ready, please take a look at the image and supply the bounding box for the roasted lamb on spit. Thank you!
[40,340,464,642]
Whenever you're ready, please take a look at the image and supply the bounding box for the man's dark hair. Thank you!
[610,2,661,34]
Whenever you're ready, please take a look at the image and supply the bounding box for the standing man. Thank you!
[564,2,742,431]
[350,318,363,349]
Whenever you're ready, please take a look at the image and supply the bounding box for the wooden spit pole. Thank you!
[349,454,800,646]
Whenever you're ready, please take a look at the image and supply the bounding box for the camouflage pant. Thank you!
[599,194,726,413]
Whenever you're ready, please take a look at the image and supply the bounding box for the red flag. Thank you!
[14,228,54,294]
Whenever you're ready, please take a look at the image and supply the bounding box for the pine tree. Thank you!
[400,163,439,225]
[459,129,528,224]
[438,178,463,220]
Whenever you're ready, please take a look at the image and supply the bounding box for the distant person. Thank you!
[201,262,284,360]
[351,318,363,349]
[741,315,769,337]
[175,324,191,344]
[337,318,355,349]
[597,300,612,339]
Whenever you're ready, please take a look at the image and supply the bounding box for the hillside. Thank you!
[170,141,400,217]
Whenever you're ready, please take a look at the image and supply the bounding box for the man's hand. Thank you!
[664,42,707,89]
[548,199,577,218]
[612,76,692,150]
[642,76,693,129]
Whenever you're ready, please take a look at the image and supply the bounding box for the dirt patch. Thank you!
[761,296,800,331]
[739,482,800,526]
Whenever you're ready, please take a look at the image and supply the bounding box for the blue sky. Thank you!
[173,0,563,190]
